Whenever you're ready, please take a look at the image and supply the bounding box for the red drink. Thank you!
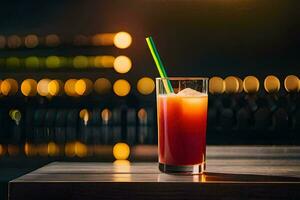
[157,92,208,172]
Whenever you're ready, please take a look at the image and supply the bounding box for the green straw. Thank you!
[146,36,174,94]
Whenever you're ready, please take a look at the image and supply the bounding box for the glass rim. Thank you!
[156,77,209,81]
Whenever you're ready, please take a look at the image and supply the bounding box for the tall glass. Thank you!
[156,77,208,174]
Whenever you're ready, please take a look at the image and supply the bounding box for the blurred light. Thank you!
[25,56,40,68]
[24,34,39,48]
[37,144,48,157]
[243,76,260,93]
[224,76,239,94]
[0,144,6,156]
[138,108,147,123]
[9,109,21,125]
[75,78,93,96]
[137,77,155,95]
[45,34,60,47]
[94,56,115,68]
[94,78,112,94]
[64,79,78,96]
[1,78,18,96]
[114,32,132,49]
[113,143,130,160]
[65,142,76,157]
[7,145,19,156]
[113,160,131,177]
[46,56,61,68]
[236,76,243,93]
[113,79,131,96]
[24,142,37,157]
[101,108,112,123]
[75,141,88,157]
[7,35,21,48]
[48,142,59,156]
[73,34,89,46]
[0,35,6,48]
[37,79,51,96]
[113,159,130,166]
[21,79,37,96]
[48,79,64,96]
[209,77,225,94]
[113,56,132,73]
[73,56,89,68]
[264,75,280,93]
[6,57,21,68]
[284,75,299,92]
[92,33,115,46]
[79,109,90,125]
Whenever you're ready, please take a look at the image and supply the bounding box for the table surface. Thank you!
[9,146,300,200]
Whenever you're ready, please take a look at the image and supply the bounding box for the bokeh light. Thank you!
[21,79,37,96]
[113,143,130,160]
[37,79,51,96]
[137,77,155,95]
[46,56,61,68]
[48,142,59,156]
[9,109,21,123]
[1,78,18,96]
[73,34,90,46]
[284,75,299,92]
[92,33,115,46]
[73,56,89,68]
[224,76,239,94]
[0,35,6,48]
[64,79,78,96]
[24,143,37,157]
[37,144,48,157]
[24,34,39,48]
[209,76,225,94]
[0,144,6,156]
[7,35,21,49]
[45,34,60,47]
[65,142,76,157]
[25,56,40,68]
[79,109,90,125]
[113,79,131,96]
[101,108,112,123]
[94,56,115,68]
[243,76,260,93]
[94,78,112,94]
[114,32,132,49]
[264,75,280,93]
[6,57,21,68]
[236,76,244,93]
[48,79,64,96]
[113,56,132,73]
[75,141,88,157]
[7,145,19,156]
[138,108,147,123]
[75,78,93,96]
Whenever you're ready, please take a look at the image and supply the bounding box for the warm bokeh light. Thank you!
[138,108,147,123]
[65,142,76,157]
[24,34,39,48]
[236,76,244,93]
[6,57,21,68]
[101,108,112,123]
[37,79,51,96]
[7,35,21,49]
[113,79,131,96]
[7,145,19,156]
[264,75,280,93]
[73,56,89,68]
[75,78,93,96]
[79,109,90,125]
[284,75,299,92]
[94,78,112,94]
[1,78,18,96]
[25,56,40,68]
[73,34,90,46]
[45,34,60,47]
[37,144,48,157]
[243,76,260,93]
[113,56,132,73]
[94,56,115,68]
[64,79,78,96]
[48,142,59,156]
[24,142,37,157]
[209,76,225,94]
[0,35,6,48]
[46,56,61,68]
[0,144,6,156]
[75,141,88,157]
[114,32,132,49]
[113,143,130,160]
[92,33,115,46]
[137,77,155,95]
[224,76,239,94]
[21,79,37,96]
[48,79,64,96]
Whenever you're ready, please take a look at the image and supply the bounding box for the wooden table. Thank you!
[9,146,300,200]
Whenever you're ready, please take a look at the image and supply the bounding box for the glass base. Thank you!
[159,162,205,174]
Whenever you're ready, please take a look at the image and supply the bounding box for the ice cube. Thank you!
[176,88,204,96]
